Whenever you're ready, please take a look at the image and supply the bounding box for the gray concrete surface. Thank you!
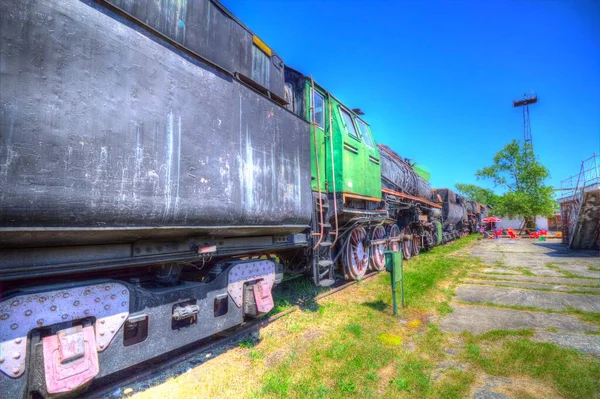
[440,305,598,334]
[456,284,600,312]
[468,273,600,287]
[533,332,600,356]
[481,268,521,275]
[461,278,600,293]
[441,239,600,360]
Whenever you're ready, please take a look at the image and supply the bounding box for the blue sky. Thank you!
[223,0,600,194]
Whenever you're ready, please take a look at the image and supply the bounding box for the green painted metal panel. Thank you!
[306,84,327,193]
[435,220,443,245]
[413,164,431,182]
[304,80,381,199]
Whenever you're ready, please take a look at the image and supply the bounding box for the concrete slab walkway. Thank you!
[441,239,600,357]
[456,284,600,312]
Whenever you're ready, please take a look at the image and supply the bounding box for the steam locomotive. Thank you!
[0,1,487,397]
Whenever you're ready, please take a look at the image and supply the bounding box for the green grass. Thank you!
[462,338,600,399]
[390,358,432,395]
[437,301,453,316]
[545,263,581,278]
[465,328,534,342]
[433,370,475,399]
[513,266,535,276]
[238,339,256,349]
[252,236,481,398]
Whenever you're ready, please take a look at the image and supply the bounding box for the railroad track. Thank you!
[84,271,381,398]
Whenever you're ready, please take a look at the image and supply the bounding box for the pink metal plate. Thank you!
[253,280,274,313]
[42,326,99,394]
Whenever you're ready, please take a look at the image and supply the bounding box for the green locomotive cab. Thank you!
[283,69,382,206]
[285,67,387,285]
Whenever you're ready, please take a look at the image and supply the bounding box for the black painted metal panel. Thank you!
[104,0,286,99]
[0,0,311,248]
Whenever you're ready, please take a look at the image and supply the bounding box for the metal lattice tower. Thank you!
[512,92,538,150]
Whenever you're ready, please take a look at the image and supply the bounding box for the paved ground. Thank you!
[440,238,600,398]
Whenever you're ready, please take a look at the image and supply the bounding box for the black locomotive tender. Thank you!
[0,1,488,397]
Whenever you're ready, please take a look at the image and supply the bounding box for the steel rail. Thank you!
[83,271,381,398]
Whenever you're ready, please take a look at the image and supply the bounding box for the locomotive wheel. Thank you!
[388,224,401,253]
[342,227,369,280]
[412,234,421,257]
[369,225,387,271]
[402,226,413,260]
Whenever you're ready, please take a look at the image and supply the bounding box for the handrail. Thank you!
[329,100,340,246]
[559,153,600,198]
[311,76,324,250]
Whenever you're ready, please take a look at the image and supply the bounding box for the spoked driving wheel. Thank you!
[388,224,401,253]
[412,233,420,257]
[402,226,413,260]
[342,227,369,280]
[369,225,387,271]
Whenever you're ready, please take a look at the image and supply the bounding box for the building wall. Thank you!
[497,217,549,230]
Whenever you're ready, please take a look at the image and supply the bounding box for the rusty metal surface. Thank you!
[0,282,129,378]
[0,0,311,249]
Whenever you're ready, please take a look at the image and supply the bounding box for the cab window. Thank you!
[311,90,325,128]
[355,119,374,148]
[340,108,360,140]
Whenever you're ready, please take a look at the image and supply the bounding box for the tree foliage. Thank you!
[455,183,500,211]
[475,140,556,219]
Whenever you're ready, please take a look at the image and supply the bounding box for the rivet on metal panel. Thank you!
[0,357,4,363]
[100,320,105,324]
[105,286,111,291]
[12,352,20,360]
[99,331,105,336]
[122,290,127,295]
[84,309,90,315]
[37,319,44,326]
[74,301,80,306]
[51,306,57,311]
[24,310,32,316]
[62,314,68,320]
[39,296,47,303]
[11,300,19,307]
[63,293,70,299]
[1,313,8,320]
[12,367,19,375]
[121,302,126,307]
[84,289,91,295]
[10,323,18,330]
[15,338,22,344]
[104,305,110,310]
[95,298,101,303]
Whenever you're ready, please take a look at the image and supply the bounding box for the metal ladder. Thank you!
[311,193,335,286]
[309,76,337,286]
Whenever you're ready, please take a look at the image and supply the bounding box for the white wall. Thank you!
[497,217,549,230]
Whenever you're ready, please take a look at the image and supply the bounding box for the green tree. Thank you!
[454,183,500,210]
[475,140,556,219]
